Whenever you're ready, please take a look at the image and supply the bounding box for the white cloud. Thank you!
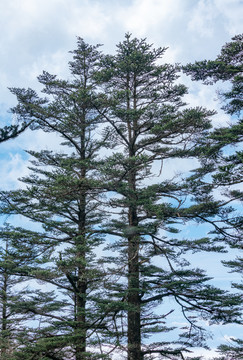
[0,152,29,190]
[24,50,70,82]
[182,77,231,127]
[188,0,217,37]
[214,0,243,35]
[192,348,218,358]
[64,1,110,40]
[0,0,241,109]
[0,0,114,107]
[188,0,242,38]
[116,0,184,37]
[0,128,64,190]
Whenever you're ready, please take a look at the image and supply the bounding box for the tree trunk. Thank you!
[75,116,87,360]
[127,231,142,360]
[127,169,142,360]
[75,270,87,360]
[75,193,87,360]
[1,268,8,357]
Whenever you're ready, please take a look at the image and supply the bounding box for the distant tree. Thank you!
[0,228,39,359]
[0,237,19,359]
[0,225,70,360]
[95,34,242,360]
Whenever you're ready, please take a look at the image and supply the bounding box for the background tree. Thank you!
[96,34,242,360]
[0,225,71,360]
[183,33,242,193]
[0,235,23,359]
[0,227,41,359]
[184,33,243,360]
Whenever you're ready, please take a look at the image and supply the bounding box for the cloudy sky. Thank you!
[0,0,242,186]
[0,0,242,358]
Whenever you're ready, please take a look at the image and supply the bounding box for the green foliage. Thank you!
[0,122,31,143]
[214,338,243,360]
[184,34,243,360]
[0,38,114,359]
[0,34,242,360]
[94,34,242,359]
[183,34,243,115]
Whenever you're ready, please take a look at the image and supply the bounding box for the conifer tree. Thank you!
[0,237,18,359]
[0,225,71,360]
[183,33,242,194]
[0,227,40,359]
[0,39,112,360]
[183,33,243,360]
[95,34,242,360]
[183,33,242,289]
[0,34,242,360]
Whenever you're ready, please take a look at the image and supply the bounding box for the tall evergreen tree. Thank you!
[184,33,243,360]
[94,34,242,360]
[0,34,241,360]
[0,39,113,360]
[183,33,242,292]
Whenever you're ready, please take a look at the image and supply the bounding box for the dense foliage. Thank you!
[0,34,242,360]
[184,33,243,360]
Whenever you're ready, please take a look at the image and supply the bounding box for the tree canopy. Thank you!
[0,34,242,360]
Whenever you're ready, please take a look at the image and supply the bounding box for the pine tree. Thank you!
[183,33,242,194]
[0,34,242,360]
[0,226,40,359]
[183,33,242,291]
[184,34,243,360]
[94,34,242,359]
[0,39,113,360]
[0,224,73,360]
[0,237,17,359]
[183,34,242,115]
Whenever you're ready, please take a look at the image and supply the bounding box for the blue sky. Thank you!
[0,0,242,358]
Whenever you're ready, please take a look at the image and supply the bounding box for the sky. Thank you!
[0,0,242,358]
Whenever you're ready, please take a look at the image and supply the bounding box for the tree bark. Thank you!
[1,264,8,357]
[127,169,142,360]
[75,112,87,360]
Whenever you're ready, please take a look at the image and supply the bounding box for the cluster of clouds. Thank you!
[1,0,240,191]
[0,0,242,99]
[0,0,241,123]
[0,0,241,143]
